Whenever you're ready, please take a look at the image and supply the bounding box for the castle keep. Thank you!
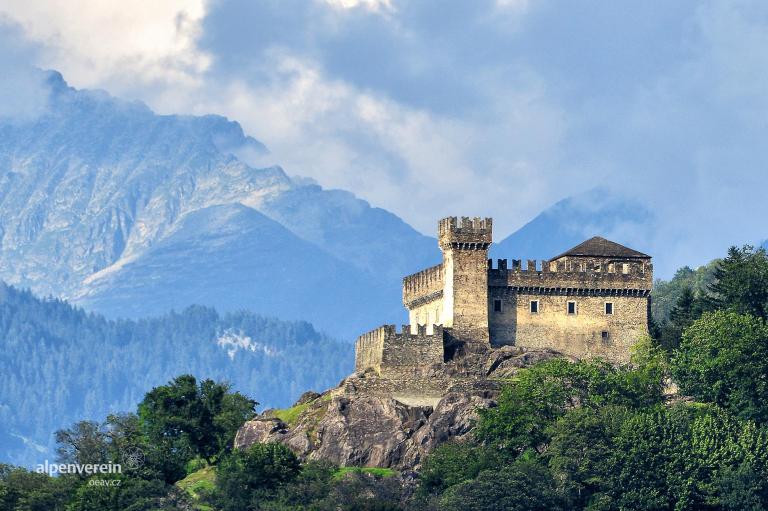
[355,216,652,378]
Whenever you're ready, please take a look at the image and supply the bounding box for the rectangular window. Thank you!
[493,299,502,312]
[567,301,576,315]
[602,331,610,340]
[608,263,615,273]
[605,302,614,315]
[622,263,630,274]
[530,300,539,314]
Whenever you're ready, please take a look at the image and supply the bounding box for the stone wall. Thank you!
[355,324,445,376]
[488,287,649,363]
[355,327,386,374]
[488,258,653,290]
[439,217,492,345]
[403,263,444,308]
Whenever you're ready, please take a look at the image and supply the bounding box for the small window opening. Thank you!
[567,301,576,315]
[605,302,614,315]
[530,300,539,314]
[493,299,502,312]
[601,331,610,340]
[622,263,630,274]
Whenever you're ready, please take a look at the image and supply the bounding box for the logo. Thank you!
[122,447,145,470]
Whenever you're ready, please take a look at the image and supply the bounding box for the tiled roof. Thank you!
[551,236,650,260]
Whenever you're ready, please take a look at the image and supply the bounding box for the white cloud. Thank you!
[323,0,393,12]
[0,1,210,90]
[183,51,569,235]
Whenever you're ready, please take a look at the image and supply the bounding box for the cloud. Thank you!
[323,0,393,12]
[0,18,48,120]
[0,0,210,92]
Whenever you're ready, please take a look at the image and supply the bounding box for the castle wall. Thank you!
[489,289,649,363]
[355,327,386,374]
[380,325,445,378]
[355,325,445,376]
[408,300,444,332]
[403,263,444,330]
[487,259,651,363]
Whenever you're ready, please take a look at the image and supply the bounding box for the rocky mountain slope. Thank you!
[0,71,437,338]
[236,347,563,470]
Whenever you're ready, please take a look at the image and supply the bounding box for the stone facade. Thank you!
[355,216,653,379]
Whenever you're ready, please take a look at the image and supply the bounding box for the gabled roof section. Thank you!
[551,236,650,260]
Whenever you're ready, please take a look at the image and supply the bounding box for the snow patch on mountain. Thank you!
[216,330,280,360]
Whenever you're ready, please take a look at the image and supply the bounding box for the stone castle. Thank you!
[355,216,652,381]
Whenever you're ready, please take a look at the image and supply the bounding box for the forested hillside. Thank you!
[0,283,350,467]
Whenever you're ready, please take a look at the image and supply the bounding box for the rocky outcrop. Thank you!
[235,346,563,470]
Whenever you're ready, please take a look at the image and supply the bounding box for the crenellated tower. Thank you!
[438,216,492,345]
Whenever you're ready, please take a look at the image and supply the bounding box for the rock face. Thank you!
[235,346,563,470]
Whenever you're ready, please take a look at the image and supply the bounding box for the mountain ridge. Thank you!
[0,70,438,338]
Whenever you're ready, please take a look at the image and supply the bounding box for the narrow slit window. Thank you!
[567,301,577,315]
[493,299,502,312]
[530,300,539,314]
[605,302,614,315]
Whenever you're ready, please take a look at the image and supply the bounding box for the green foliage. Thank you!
[606,404,768,510]
[438,458,564,511]
[476,354,665,455]
[657,286,705,352]
[271,401,312,426]
[176,465,216,510]
[333,466,397,480]
[139,374,257,471]
[544,406,627,509]
[672,311,768,422]
[309,470,402,511]
[705,245,768,320]
[0,464,76,511]
[652,262,718,324]
[418,442,501,496]
[213,443,301,511]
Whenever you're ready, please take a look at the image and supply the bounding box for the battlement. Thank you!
[355,324,445,375]
[403,263,444,307]
[438,216,492,250]
[487,258,653,290]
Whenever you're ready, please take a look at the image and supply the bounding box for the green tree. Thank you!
[438,459,564,511]
[0,465,75,511]
[658,287,705,352]
[138,375,257,471]
[705,245,768,319]
[418,442,501,497]
[544,406,627,509]
[66,476,178,511]
[671,311,768,422]
[55,421,109,466]
[214,442,301,511]
[607,404,768,511]
[476,354,664,454]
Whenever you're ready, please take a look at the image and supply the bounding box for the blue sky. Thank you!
[1,0,767,276]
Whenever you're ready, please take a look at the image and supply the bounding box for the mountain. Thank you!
[491,188,655,263]
[77,204,393,329]
[0,282,351,467]
[0,71,438,338]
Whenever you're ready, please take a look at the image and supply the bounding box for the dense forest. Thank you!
[0,285,351,467]
[3,244,768,510]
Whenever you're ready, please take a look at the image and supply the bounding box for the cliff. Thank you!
[235,345,566,470]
